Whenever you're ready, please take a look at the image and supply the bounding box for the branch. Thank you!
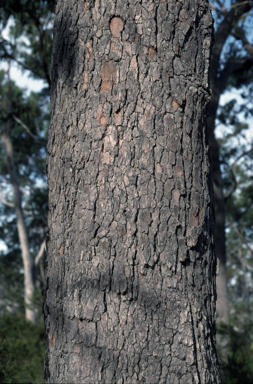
[232,223,253,272]
[3,50,40,76]
[226,204,252,227]
[232,26,253,55]
[229,146,253,169]
[13,115,37,141]
[0,186,32,215]
[229,1,253,10]
[35,239,46,266]
[224,165,237,201]
[224,145,253,201]
[210,0,253,88]
[0,187,14,208]
[12,115,47,145]
[216,0,227,12]
[217,55,253,94]
[238,246,253,272]
[210,3,226,14]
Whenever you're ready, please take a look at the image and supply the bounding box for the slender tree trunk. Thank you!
[1,62,37,323]
[207,43,229,324]
[2,134,37,323]
[44,0,220,382]
[207,108,229,324]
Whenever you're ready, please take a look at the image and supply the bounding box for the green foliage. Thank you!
[218,321,253,384]
[0,0,55,85]
[0,313,44,383]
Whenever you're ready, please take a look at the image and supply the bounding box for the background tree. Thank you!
[209,0,253,324]
[0,68,49,321]
[44,0,220,382]
[0,2,53,381]
[0,0,54,320]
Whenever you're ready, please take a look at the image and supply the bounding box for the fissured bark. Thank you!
[44,1,220,382]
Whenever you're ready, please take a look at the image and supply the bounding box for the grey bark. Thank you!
[207,0,253,324]
[44,0,220,383]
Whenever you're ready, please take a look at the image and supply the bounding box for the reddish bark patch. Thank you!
[110,17,124,38]
[58,244,63,256]
[83,1,87,12]
[173,100,179,111]
[86,41,93,62]
[121,226,125,236]
[82,71,88,90]
[50,334,55,347]
[100,115,107,126]
[113,109,122,126]
[149,47,155,58]
[101,61,116,92]
[97,104,107,126]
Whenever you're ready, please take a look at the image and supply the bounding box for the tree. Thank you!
[44,0,220,382]
[208,0,253,324]
[0,0,53,321]
[0,67,49,322]
[220,124,253,324]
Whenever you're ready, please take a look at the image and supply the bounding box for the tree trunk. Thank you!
[44,0,220,382]
[2,134,37,323]
[207,0,253,326]
[207,103,229,325]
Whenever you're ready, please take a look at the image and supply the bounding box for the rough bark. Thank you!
[2,134,37,323]
[208,0,253,324]
[44,0,220,382]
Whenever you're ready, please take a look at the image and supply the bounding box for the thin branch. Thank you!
[0,188,14,208]
[35,121,41,138]
[223,146,253,201]
[4,52,39,76]
[210,0,253,91]
[216,0,227,12]
[224,165,237,201]
[35,239,46,266]
[227,146,253,172]
[232,26,253,55]
[229,1,253,10]
[12,115,47,145]
[210,3,224,13]
[237,251,253,272]
[218,55,253,94]
[226,204,252,228]
[0,187,32,215]
[232,223,253,273]
[13,115,37,141]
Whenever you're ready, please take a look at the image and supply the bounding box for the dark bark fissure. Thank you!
[45,0,220,383]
